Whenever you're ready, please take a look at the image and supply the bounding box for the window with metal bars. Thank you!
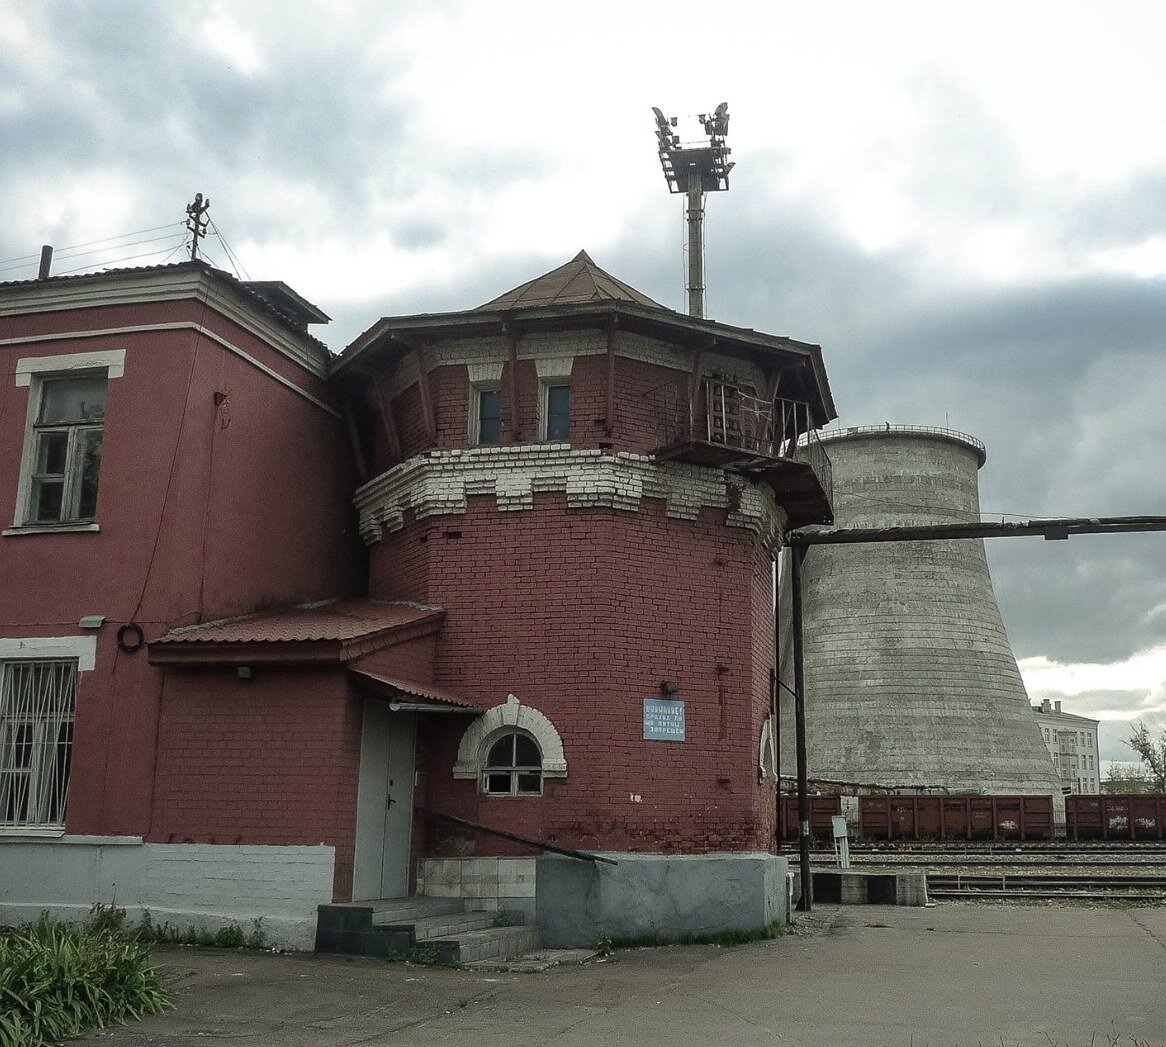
[0,660,76,828]
[26,374,106,524]
[480,730,542,796]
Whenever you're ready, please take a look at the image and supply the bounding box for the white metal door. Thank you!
[352,703,416,900]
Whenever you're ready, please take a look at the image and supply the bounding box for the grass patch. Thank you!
[0,916,169,1046]
[91,903,269,950]
[599,921,786,952]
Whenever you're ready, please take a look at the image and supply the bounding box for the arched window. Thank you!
[453,694,567,789]
[482,730,542,796]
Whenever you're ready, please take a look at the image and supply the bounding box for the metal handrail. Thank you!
[815,424,987,465]
[654,377,821,458]
[416,807,618,865]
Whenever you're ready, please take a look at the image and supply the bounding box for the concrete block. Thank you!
[804,868,929,907]
[536,852,788,949]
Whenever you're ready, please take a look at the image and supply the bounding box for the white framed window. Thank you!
[12,350,124,530]
[535,357,573,443]
[540,384,571,441]
[1,659,76,829]
[466,361,504,446]
[471,386,502,445]
[26,375,106,523]
[480,729,543,796]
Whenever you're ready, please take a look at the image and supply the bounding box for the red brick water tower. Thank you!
[334,251,836,882]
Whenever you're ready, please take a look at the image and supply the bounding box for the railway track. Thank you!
[927,872,1166,901]
[842,855,1166,867]
[812,842,1166,855]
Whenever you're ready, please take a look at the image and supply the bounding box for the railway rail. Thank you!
[927,872,1166,901]
[806,841,1166,855]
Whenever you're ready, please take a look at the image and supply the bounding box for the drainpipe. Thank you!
[770,551,781,843]
[791,544,812,911]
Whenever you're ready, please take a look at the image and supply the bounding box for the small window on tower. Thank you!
[476,388,501,445]
[544,384,570,441]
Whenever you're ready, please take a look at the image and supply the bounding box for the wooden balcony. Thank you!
[652,379,834,527]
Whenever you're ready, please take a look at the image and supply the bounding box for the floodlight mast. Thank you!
[652,103,733,318]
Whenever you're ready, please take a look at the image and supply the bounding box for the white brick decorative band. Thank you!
[353,446,785,547]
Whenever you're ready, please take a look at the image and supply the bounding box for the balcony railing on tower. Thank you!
[652,378,833,526]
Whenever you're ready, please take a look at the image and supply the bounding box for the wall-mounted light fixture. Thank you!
[660,680,680,696]
[237,666,253,681]
[78,615,106,630]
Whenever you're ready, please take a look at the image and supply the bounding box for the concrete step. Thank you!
[315,896,467,954]
[422,924,540,966]
[382,910,498,939]
[366,897,467,924]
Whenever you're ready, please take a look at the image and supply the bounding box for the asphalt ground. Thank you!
[86,902,1166,1047]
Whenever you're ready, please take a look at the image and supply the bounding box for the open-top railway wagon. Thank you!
[778,794,1164,842]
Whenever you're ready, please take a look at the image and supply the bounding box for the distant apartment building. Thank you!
[1032,699,1101,794]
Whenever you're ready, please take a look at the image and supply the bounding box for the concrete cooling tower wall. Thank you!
[778,425,1062,797]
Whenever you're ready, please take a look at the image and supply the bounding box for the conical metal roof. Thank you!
[477,250,667,312]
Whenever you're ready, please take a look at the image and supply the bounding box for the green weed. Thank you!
[120,906,268,950]
[0,914,169,1047]
[600,921,785,951]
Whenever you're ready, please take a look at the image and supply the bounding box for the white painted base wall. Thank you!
[0,837,335,950]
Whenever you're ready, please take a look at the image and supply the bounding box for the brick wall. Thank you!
[374,330,719,472]
[369,492,778,856]
[148,667,362,900]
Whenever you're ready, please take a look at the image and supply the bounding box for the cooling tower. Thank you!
[779,425,1062,796]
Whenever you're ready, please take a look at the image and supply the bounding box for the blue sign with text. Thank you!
[643,698,686,741]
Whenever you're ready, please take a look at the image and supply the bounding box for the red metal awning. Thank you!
[348,668,483,714]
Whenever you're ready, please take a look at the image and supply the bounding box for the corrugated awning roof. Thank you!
[147,599,446,668]
[348,668,483,712]
[152,599,441,645]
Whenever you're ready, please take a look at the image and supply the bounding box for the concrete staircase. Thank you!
[315,896,539,965]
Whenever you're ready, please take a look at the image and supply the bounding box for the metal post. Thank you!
[772,554,781,800]
[37,245,53,279]
[685,168,705,318]
[791,544,812,910]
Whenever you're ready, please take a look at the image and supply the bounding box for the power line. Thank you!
[0,223,185,268]
[0,231,188,275]
[158,240,190,265]
[208,218,251,281]
[56,242,191,276]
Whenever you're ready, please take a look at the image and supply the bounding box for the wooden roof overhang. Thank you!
[332,301,837,428]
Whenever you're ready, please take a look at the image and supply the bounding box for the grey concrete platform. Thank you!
[795,865,930,905]
[86,903,1166,1047]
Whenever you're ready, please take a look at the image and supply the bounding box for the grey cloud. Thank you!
[1054,167,1166,250]
[903,68,1029,224]
[1030,689,1160,714]
[1,4,410,232]
[328,186,1166,668]
[5,5,1164,685]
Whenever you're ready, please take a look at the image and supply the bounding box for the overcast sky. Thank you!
[2,1,1164,764]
